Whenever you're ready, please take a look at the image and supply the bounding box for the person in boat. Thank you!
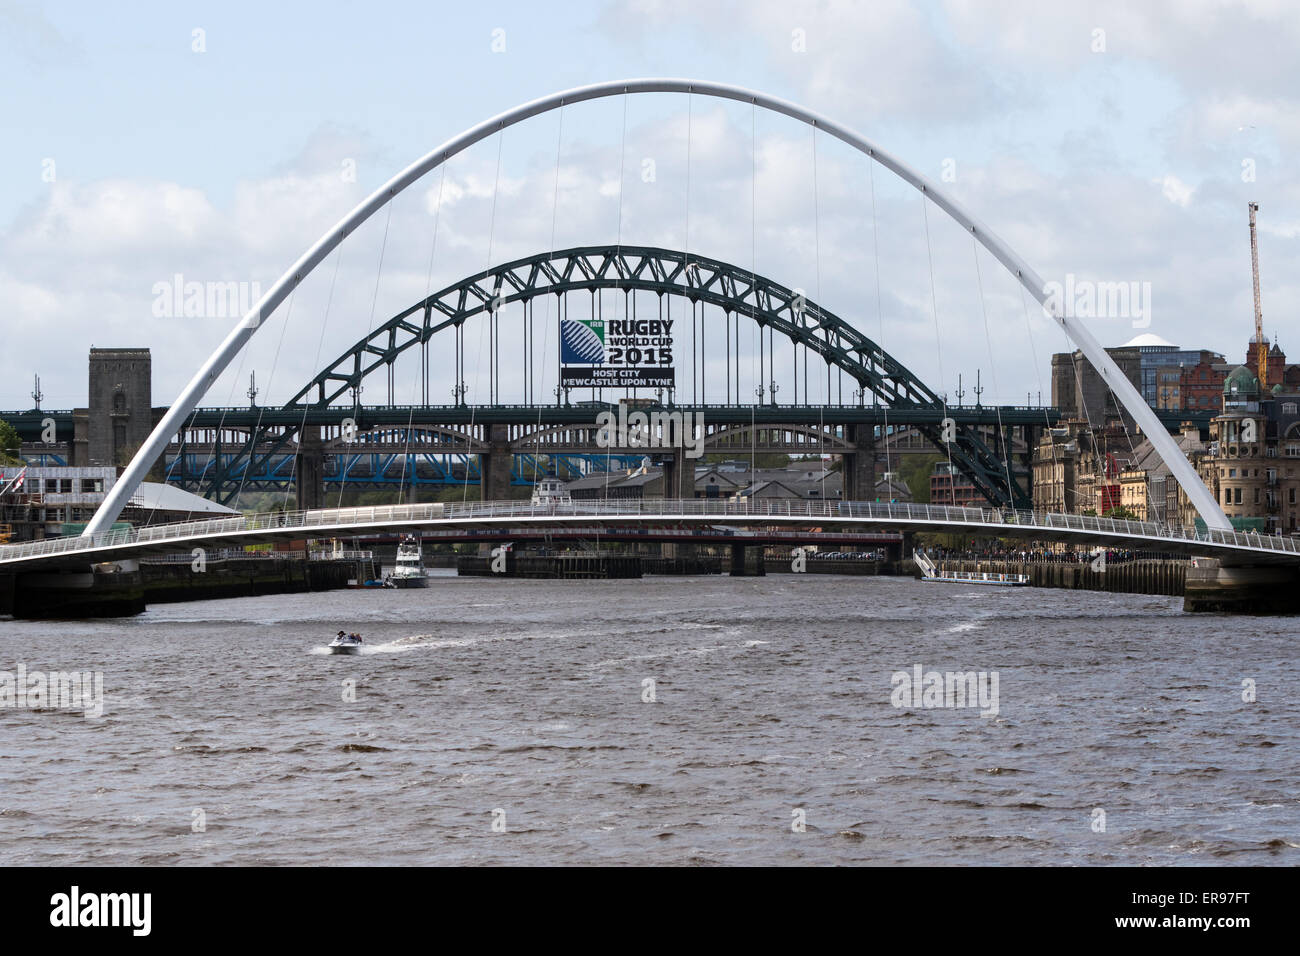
[336,630,347,641]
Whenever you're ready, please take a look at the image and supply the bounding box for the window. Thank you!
[1235,488,1243,505]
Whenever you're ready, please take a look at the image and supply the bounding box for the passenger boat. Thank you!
[914,550,1029,587]
[387,535,429,588]
[531,477,572,507]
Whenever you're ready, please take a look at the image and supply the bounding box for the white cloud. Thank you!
[1159,174,1194,207]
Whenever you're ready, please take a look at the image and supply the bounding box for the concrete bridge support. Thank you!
[660,448,691,500]
[728,543,766,576]
[9,563,146,619]
[843,424,876,501]
[480,424,513,501]
[295,425,325,510]
[1183,561,1300,614]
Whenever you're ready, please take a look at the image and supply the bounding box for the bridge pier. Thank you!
[660,448,691,500]
[843,424,876,500]
[9,563,146,619]
[295,425,325,510]
[1183,560,1300,614]
[480,424,513,501]
[728,543,766,576]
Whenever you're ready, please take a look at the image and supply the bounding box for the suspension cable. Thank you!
[920,196,956,500]
[286,241,344,512]
[972,237,1015,508]
[464,132,505,504]
[397,163,448,506]
[868,152,891,498]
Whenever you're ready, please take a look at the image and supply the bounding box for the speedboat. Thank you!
[328,634,363,655]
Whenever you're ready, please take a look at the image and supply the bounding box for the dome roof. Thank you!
[1122,332,1177,348]
[1224,365,1260,396]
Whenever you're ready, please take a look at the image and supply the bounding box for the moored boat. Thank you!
[914,550,1029,587]
[388,535,429,588]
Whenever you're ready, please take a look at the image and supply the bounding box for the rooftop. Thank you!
[1122,333,1178,349]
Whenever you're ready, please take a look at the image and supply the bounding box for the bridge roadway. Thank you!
[3,402,1063,439]
[1,499,1298,572]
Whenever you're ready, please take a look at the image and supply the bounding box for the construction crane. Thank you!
[1248,202,1267,389]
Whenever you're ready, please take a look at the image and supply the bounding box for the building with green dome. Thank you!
[1195,366,1300,532]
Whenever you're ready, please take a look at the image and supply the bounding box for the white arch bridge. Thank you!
[85,77,1231,537]
[4,501,1299,574]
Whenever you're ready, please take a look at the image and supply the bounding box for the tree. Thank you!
[897,453,944,503]
[0,419,21,466]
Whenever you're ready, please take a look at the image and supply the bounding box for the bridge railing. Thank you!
[2,498,1299,563]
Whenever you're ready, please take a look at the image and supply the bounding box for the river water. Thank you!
[1,573,1296,865]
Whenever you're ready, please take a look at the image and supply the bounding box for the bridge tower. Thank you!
[295,425,325,510]
[842,424,877,501]
[480,424,513,501]
[87,348,154,468]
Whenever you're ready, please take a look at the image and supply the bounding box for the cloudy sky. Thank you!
[2,0,1297,415]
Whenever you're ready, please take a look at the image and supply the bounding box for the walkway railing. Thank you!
[1,499,1297,564]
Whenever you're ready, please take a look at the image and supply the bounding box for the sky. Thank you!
[2,0,1297,414]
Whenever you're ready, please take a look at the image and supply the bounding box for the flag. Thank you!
[0,467,26,496]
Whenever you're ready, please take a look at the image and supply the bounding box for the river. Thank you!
[1,573,1296,865]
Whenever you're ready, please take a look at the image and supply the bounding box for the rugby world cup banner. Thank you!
[560,316,675,389]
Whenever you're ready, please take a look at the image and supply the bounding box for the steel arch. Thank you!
[86,78,1230,534]
[268,242,1026,507]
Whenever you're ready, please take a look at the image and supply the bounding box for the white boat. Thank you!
[531,477,572,507]
[914,550,1029,587]
[328,633,363,655]
[388,535,429,589]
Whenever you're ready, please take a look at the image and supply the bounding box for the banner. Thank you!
[560,316,675,389]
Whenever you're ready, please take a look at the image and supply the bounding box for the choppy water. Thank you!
[1,573,1296,865]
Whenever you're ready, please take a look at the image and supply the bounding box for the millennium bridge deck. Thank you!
[2,500,1298,572]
